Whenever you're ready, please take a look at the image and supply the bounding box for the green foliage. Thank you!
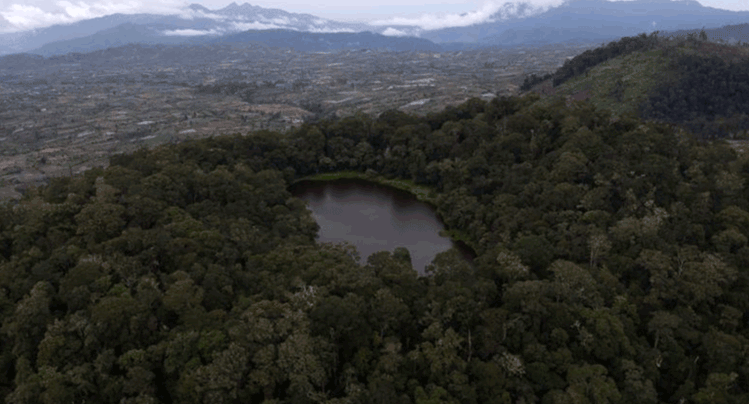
[641,52,749,138]
[521,72,553,92]
[553,32,661,87]
[1,87,749,403]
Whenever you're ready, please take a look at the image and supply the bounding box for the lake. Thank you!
[290,178,465,274]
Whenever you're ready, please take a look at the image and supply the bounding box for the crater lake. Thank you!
[290,178,468,274]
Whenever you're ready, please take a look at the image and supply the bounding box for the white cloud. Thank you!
[0,4,74,30]
[230,21,286,31]
[4,0,746,35]
[162,28,222,36]
[382,27,408,36]
[369,1,557,30]
[308,26,355,33]
[183,10,227,21]
[56,1,95,19]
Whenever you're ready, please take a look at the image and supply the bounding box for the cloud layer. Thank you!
[162,28,222,36]
[2,0,745,35]
[0,0,556,33]
[382,27,408,36]
[370,1,562,31]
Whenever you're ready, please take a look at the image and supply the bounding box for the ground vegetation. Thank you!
[1,92,749,403]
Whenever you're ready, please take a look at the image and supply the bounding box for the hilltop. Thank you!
[523,28,749,140]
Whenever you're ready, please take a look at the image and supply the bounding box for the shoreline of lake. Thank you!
[290,175,475,274]
[293,171,477,249]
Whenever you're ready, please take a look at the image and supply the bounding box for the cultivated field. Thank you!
[0,42,596,199]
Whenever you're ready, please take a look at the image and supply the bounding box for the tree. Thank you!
[2,281,54,358]
[620,360,657,404]
[588,231,611,269]
[565,364,621,404]
[678,254,736,306]
[648,311,681,351]
[549,260,602,308]
[74,201,126,245]
[163,273,206,328]
[693,372,740,404]
[182,343,249,404]
[411,322,471,401]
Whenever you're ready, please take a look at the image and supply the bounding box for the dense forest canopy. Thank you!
[640,49,749,138]
[1,87,749,404]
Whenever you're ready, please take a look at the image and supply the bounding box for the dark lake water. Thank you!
[290,178,463,274]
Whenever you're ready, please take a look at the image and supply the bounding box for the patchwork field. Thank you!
[0,42,594,199]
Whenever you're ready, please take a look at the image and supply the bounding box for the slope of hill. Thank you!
[533,46,670,117]
[526,32,749,138]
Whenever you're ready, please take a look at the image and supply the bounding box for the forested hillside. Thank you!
[526,31,749,139]
[1,92,748,403]
[640,44,749,138]
[521,32,661,91]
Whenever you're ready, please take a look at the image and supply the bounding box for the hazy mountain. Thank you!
[422,0,749,45]
[29,25,441,56]
[213,30,441,52]
[0,2,371,55]
[0,13,184,55]
[3,0,749,56]
[206,2,368,32]
[30,23,212,57]
[667,22,749,44]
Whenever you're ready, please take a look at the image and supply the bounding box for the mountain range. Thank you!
[1,0,749,56]
[426,0,749,44]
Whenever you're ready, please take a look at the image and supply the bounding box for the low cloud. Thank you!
[182,10,227,21]
[382,27,408,36]
[369,1,559,31]
[308,26,355,33]
[162,28,222,36]
[230,21,286,31]
[270,17,290,25]
[0,5,75,31]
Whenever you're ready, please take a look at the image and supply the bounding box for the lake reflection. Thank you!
[290,178,457,274]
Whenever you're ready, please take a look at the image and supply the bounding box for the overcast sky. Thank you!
[1,0,749,33]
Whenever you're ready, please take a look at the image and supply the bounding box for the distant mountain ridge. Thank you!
[0,2,370,55]
[423,0,749,45]
[29,27,442,56]
[2,0,749,55]
[668,22,749,44]
[215,30,441,52]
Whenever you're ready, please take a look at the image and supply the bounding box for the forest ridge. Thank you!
[1,34,749,403]
[524,29,749,139]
